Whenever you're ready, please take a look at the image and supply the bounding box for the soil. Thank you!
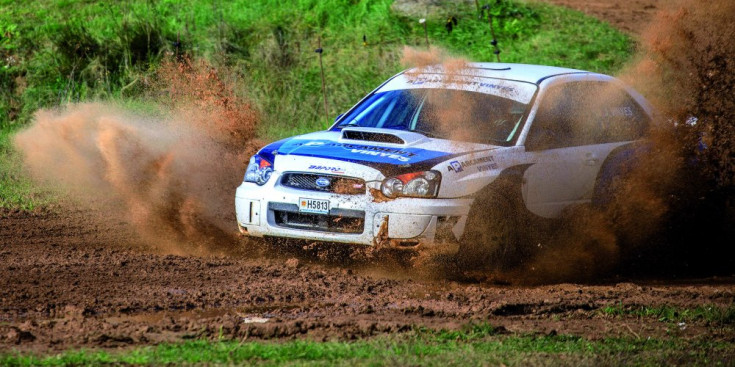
[540,0,662,36]
[2,207,734,352]
[2,0,734,354]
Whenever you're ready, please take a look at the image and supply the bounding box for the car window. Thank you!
[334,89,529,145]
[525,82,650,151]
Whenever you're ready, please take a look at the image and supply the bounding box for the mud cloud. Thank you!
[13,59,261,255]
[400,0,735,283]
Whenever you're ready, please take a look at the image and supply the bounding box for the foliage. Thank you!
[0,126,51,211]
[1,325,733,366]
[0,0,632,209]
[0,0,632,136]
[601,303,735,326]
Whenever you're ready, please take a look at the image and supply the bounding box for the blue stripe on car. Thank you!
[257,138,496,176]
[273,139,450,164]
[258,137,290,163]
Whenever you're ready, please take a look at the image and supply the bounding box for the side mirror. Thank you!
[334,113,344,123]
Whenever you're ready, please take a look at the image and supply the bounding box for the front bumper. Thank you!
[235,178,471,247]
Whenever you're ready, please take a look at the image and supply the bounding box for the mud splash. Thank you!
[401,47,482,143]
[612,0,735,275]
[399,0,735,283]
[622,0,735,188]
[506,0,735,283]
[519,0,735,283]
[13,59,262,255]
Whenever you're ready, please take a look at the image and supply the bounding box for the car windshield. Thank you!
[333,89,530,145]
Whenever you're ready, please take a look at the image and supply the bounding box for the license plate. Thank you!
[299,198,329,214]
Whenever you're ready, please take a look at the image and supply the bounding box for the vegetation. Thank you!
[2,324,733,366]
[601,303,735,326]
[0,126,51,211]
[0,0,631,134]
[0,0,631,207]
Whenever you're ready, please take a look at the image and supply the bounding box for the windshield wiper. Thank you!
[338,121,360,128]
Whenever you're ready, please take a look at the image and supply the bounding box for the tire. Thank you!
[592,143,643,209]
[457,180,528,271]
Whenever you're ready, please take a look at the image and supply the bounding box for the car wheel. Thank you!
[457,180,528,271]
[592,143,642,208]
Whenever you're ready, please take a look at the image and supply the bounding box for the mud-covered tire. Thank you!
[592,143,644,209]
[457,181,527,271]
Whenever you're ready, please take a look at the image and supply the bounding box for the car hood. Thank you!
[258,130,498,175]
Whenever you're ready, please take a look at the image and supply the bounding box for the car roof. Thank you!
[403,62,593,85]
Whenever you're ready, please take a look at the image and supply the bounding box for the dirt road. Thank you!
[542,0,661,36]
[2,208,734,351]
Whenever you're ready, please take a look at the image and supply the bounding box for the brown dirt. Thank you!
[2,0,734,355]
[2,207,734,352]
[539,0,661,37]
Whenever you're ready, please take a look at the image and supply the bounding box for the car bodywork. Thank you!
[235,63,653,248]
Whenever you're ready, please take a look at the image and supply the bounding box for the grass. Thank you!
[0,125,52,211]
[1,325,733,366]
[601,303,735,326]
[0,0,632,210]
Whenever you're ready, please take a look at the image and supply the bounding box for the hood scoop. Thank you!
[339,127,429,146]
[342,130,404,144]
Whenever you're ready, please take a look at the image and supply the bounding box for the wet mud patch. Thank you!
[2,208,735,352]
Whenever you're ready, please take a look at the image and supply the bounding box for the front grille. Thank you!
[281,173,366,195]
[268,202,364,234]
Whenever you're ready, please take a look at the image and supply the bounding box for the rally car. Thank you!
[235,63,653,265]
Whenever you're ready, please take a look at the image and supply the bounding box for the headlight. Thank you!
[381,170,441,198]
[244,155,273,185]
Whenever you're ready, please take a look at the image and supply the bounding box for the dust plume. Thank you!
[613,0,735,275]
[621,0,735,188]
[401,47,513,144]
[13,59,262,255]
[516,0,735,283]
[400,0,735,283]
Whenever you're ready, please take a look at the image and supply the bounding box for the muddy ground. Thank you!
[541,0,661,36]
[2,206,734,352]
[2,0,735,354]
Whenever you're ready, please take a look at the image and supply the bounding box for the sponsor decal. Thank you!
[308,165,345,174]
[601,106,634,118]
[347,149,411,162]
[290,141,423,163]
[477,163,499,172]
[342,143,417,160]
[447,156,495,173]
[302,141,326,147]
[406,77,515,93]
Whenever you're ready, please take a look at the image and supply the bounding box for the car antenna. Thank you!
[315,35,329,124]
[482,4,502,62]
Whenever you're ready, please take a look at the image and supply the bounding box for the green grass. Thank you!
[0,0,633,210]
[0,0,632,134]
[601,303,735,326]
[2,325,733,366]
[0,126,52,211]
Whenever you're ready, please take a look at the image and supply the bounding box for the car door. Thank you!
[521,80,649,218]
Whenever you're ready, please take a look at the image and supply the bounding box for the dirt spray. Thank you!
[399,0,735,283]
[13,59,262,256]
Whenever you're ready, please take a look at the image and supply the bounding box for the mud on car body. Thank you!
[235,63,653,262]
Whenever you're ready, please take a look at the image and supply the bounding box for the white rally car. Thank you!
[236,63,652,264]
